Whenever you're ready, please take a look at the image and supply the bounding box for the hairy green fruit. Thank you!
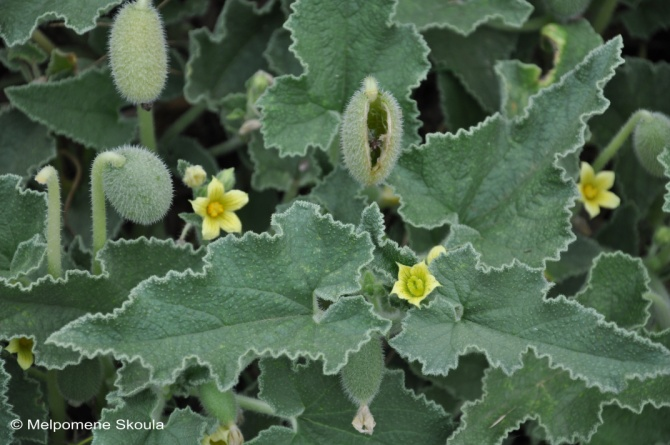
[103,145,172,224]
[109,0,167,104]
[341,77,403,186]
[340,337,384,405]
[542,0,591,20]
[633,111,670,177]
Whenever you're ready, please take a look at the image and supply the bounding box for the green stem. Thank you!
[26,367,48,381]
[589,0,619,35]
[235,395,276,416]
[31,29,56,54]
[647,275,670,330]
[178,223,192,242]
[593,110,649,171]
[282,179,300,204]
[91,152,126,274]
[209,137,245,157]
[138,105,158,153]
[198,382,238,425]
[35,166,62,278]
[160,103,207,143]
[47,370,67,445]
[488,16,552,33]
[74,437,93,445]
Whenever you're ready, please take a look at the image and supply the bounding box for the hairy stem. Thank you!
[138,105,158,153]
[91,152,126,274]
[161,103,207,143]
[47,370,67,444]
[31,29,56,54]
[593,109,650,171]
[590,0,619,35]
[35,166,62,278]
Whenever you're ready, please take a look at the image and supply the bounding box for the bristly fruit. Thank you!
[341,76,403,187]
[633,111,670,177]
[109,0,167,105]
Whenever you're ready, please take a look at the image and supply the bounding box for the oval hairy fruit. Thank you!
[542,0,591,20]
[633,111,670,177]
[341,76,403,186]
[109,0,167,104]
[340,337,384,405]
[103,145,173,224]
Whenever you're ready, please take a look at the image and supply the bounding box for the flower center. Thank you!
[582,183,598,200]
[19,338,33,350]
[207,201,225,218]
[407,276,425,297]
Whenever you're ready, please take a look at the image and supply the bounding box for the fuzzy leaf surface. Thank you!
[5,68,135,151]
[0,0,121,46]
[50,202,389,389]
[94,389,210,445]
[1,239,205,368]
[389,246,670,392]
[659,147,670,212]
[620,0,670,39]
[575,252,651,330]
[0,109,55,178]
[0,175,46,277]
[251,358,453,444]
[258,0,429,156]
[587,405,670,445]
[0,360,16,444]
[393,0,533,33]
[184,0,282,108]
[388,38,623,268]
[3,359,47,444]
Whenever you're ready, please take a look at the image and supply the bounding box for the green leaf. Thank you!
[659,147,670,212]
[264,28,302,77]
[449,351,607,445]
[620,0,670,40]
[161,0,209,25]
[388,38,624,268]
[258,0,429,156]
[45,49,78,81]
[389,246,670,392]
[436,70,486,131]
[0,238,206,368]
[0,0,122,46]
[160,135,218,178]
[357,203,417,283]
[595,203,640,255]
[0,108,55,177]
[575,252,651,330]
[393,0,533,34]
[5,68,136,151]
[94,389,211,445]
[587,405,670,445]
[251,358,453,444]
[424,27,518,112]
[56,358,102,405]
[248,132,321,192]
[0,235,47,282]
[0,175,46,277]
[0,41,46,73]
[497,20,602,117]
[184,0,283,108]
[50,202,389,389]
[3,359,48,444]
[0,360,17,444]
[409,353,488,402]
[545,234,602,284]
[589,58,670,217]
[307,165,368,226]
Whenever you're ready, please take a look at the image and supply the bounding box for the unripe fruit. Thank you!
[633,111,670,177]
[341,76,403,186]
[542,0,592,21]
[102,145,172,224]
[109,0,167,104]
[340,337,384,405]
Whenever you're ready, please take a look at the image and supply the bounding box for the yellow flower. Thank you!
[4,337,34,370]
[426,245,447,264]
[201,424,243,445]
[578,162,620,218]
[191,177,248,240]
[391,261,441,307]
[183,165,207,188]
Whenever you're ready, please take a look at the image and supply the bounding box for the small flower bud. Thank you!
[183,165,207,188]
[216,168,236,192]
[341,76,403,186]
[542,0,591,20]
[341,337,384,406]
[248,70,274,105]
[426,245,447,264]
[633,111,670,177]
[102,145,173,224]
[352,404,375,435]
[109,0,168,104]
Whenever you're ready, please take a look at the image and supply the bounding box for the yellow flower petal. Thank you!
[221,190,249,212]
[593,170,615,191]
[17,349,34,370]
[207,177,225,202]
[202,217,220,240]
[580,162,595,183]
[218,211,242,234]
[426,245,447,264]
[596,190,621,209]
[584,200,601,218]
[191,197,209,218]
[391,261,440,307]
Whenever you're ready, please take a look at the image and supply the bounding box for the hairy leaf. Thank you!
[0,109,55,178]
